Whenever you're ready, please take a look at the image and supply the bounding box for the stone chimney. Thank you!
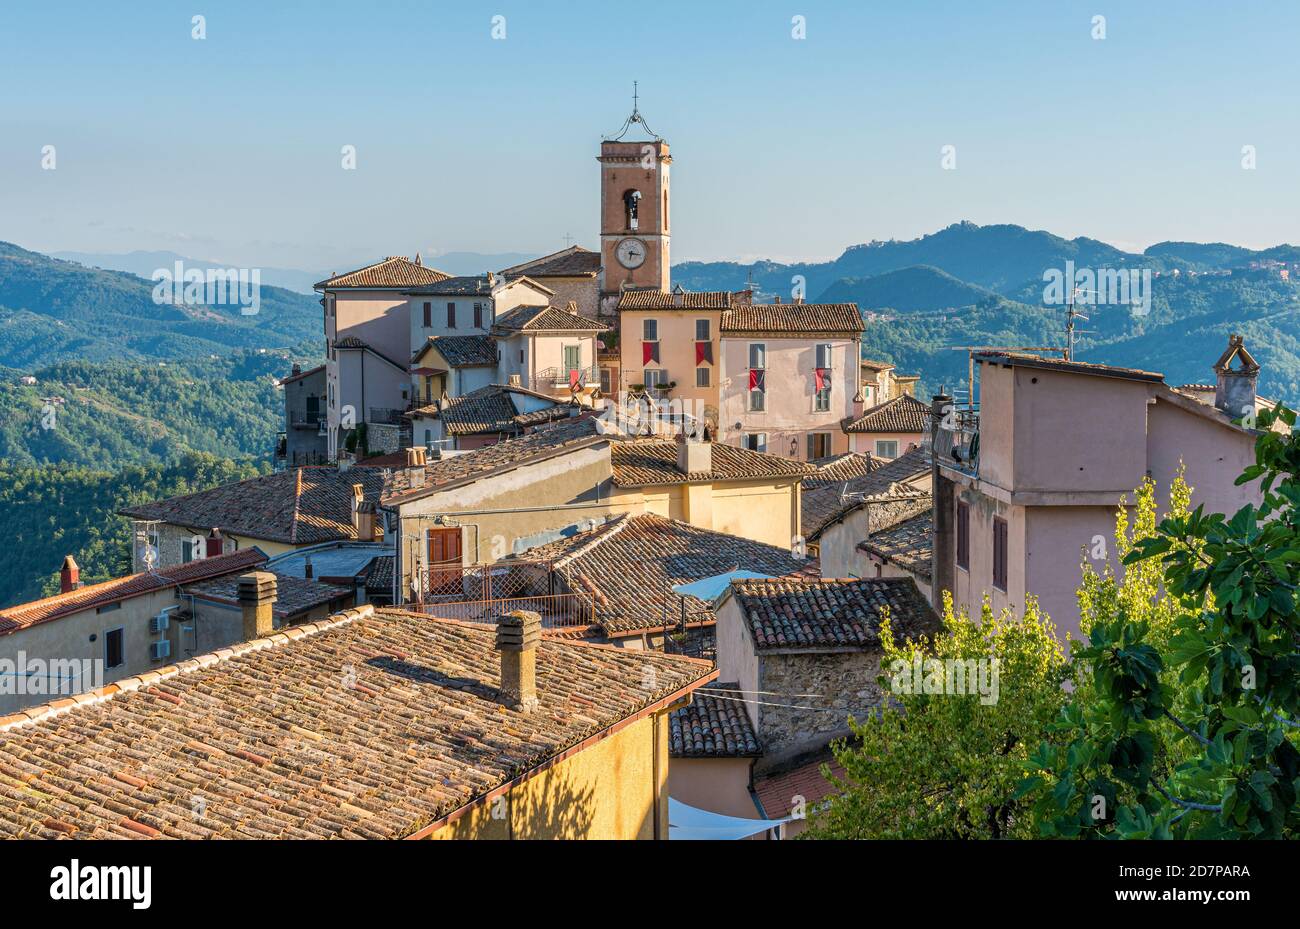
[405,446,427,489]
[486,271,496,288]
[675,430,712,475]
[496,610,541,712]
[59,556,80,594]
[237,571,277,640]
[205,528,223,558]
[1213,334,1260,420]
[291,362,301,376]
[773,295,781,305]
[508,373,522,387]
[351,483,376,540]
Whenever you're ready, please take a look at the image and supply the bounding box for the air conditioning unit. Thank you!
[149,612,170,633]
[149,640,171,661]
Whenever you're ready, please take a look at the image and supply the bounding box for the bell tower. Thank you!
[598,85,670,315]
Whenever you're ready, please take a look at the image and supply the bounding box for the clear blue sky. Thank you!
[1,0,1296,270]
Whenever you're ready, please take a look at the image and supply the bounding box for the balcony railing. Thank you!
[933,406,980,476]
[530,366,599,393]
[368,407,406,425]
[289,412,323,429]
[411,560,595,630]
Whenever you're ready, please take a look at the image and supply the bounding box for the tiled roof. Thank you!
[517,513,814,637]
[729,576,939,651]
[492,304,608,332]
[860,509,933,581]
[382,417,607,505]
[418,334,498,368]
[186,571,352,621]
[316,256,450,290]
[0,550,267,635]
[801,446,931,538]
[121,468,392,545]
[278,364,325,385]
[721,303,863,335]
[365,555,394,594]
[974,351,1165,384]
[806,452,882,484]
[0,606,714,838]
[860,359,896,372]
[611,441,814,486]
[617,290,735,310]
[842,394,932,433]
[753,749,846,820]
[501,246,602,279]
[406,385,573,437]
[404,274,495,296]
[669,684,762,758]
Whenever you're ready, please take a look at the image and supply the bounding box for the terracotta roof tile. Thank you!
[502,247,602,279]
[0,550,267,635]
[492,304,608,332]
[669,684,761,757]
[859,510,933,581]
[611,441,813,486]
[801,447,931,538]
[721,303,863,335]
[841,395,932,433]
[406,274,500,297]
[316,257,450,290]
[518,514,814,637]
[186,571,352,621]
[806,452,882,483]
[753,749,846,819]
[0,607,714,838]
[121,468,392,545]
[730,576,939,651]
[973,351,1164,383]
[418,334,498,368]
[617,290,735,310]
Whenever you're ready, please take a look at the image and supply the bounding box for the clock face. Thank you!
[616,238,647,269]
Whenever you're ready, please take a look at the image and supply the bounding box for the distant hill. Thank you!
[0,241,321,368]
[1143,241,1300,272]
[51,249,329,295]
[674,221,1163,298]
[817,265,997,312]
[0,351,303,468]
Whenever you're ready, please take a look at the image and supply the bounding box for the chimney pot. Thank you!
[1213,334,1260,421]
[59,555,80,594]
[496,610,541,711]
[237,571,277,639]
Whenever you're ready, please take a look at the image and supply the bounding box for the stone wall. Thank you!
[757,649,885,764]
[366,423,403,454]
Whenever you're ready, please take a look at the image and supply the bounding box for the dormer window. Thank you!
[624,189,641,231]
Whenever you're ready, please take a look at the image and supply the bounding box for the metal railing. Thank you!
[933,406,980,476]
[530,365,599,392]
[368,407,405,425]
[413,560,595,630]
[418,593,593,629]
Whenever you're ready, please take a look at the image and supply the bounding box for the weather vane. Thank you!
[604,81,662,141]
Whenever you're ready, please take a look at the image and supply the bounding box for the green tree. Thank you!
[1025,407,1300,838]
[805,594,1068,839]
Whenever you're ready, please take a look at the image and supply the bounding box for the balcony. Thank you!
[367,407,406,426]
[530,366,600,394]
[933,406,980,477]
[289,412,323,430]
[411,560,595,630]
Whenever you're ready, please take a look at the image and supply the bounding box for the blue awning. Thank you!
[668,797,789,840]
[672,571,771,603]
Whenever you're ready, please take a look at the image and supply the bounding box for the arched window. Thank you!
[623,189,641,230]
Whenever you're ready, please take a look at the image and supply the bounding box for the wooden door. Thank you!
[426,528,463,595]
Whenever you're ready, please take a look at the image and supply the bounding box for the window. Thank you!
[956,502,970,571]
[695,319,710,342]
[104,627,124,670]
[473,302,484,329]
[993,516,1008,591]
[181,540,196,564]
[563,344,581,375]
[96,601,122,615]
[422,302,431,328]
[744,433,768,453]
[519,348,525,364]
[814,343,832,411]
[807,432,832,459]
[748,343,766,412]
[696,366,710,387]
[875,439,900,458]
[643,319,658,341]
[624,189,640,230]
[446,302,456,328]
[644,369,667,389]
[600,368,612,394]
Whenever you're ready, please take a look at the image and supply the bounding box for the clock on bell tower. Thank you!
[598,91,671,314]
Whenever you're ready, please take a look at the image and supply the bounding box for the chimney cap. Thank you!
[61,555,79,572]
[496,610,541,652]
[237,571,278,605]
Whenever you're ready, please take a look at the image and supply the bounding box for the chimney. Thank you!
[304,555,313,579]
[415,252,422,266]
[405,446,427,489]
[351,483,376,539]
[205,527,223,558]
[773,295,781,305]
[675,429,712,475]
[486,271,496,288]
[59,555,80,594]
[291,363,301,376]
[496,610,541,712]
[237,571,277,640]
[1213,334,1260,421]
[508,373,522,387]
[851,387,865,419]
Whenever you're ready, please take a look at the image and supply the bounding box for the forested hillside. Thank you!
[0,454,267,608]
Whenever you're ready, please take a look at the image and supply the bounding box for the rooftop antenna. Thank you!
[562,232,575,248]
[604,81,662,141]
[1064,285,1104,362]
